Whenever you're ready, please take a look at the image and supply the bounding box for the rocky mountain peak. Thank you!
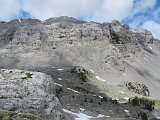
[44,16,86,25]
[0,16,160,120]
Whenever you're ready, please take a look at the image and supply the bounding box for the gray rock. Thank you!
[0,69,64,120]
[0,16,160,119]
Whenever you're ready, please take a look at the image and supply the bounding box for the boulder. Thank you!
[0,69,64,120]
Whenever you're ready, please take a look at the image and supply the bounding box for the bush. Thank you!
[130,96,155,111]
[125,82,150,96]
[140,112,148,120]
[71,66,89,82]
[25,73,33,78]
[21,72,33,79]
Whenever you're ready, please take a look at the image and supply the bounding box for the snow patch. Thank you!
[63,109,93,120]
[113,98,119,101]
[149,46,152,50]
[99,96,103,99]
[80,108,85,111]
[57,69,63,71]
[97,114,105,118]
[121,91,124,94]
[96,76,106,82]
[124,97,129,100]
[67,88,80,93]
[130,28,137,33]
[18,19,21,22]
[124,110,130,115]
[42,20,46,23]
[58,78,62,80]
[54,83,62,86]
[63,109,107,120]
[90,70,94,73]
[122,73,126,76]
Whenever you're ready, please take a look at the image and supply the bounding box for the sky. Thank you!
[0,0,160,39]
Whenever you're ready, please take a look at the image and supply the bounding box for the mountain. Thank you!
[0,16,160,120]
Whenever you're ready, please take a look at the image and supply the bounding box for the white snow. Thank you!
[124,97,129,100]
[80,108,85,111]
[96,76,106,82]
[54,83,62,86]
[99,96,103,99]
[97,114,105,118]
[90,70,94,73]
[114,98,119,101]
[149,46,153,50]
[63,109,108,120]
[57,69,63,71]
[124,110,130,115]
[42,20,46,23]
[130,29,137,33]
[122,73,126,76]
[67,88,80,93]
[58,78,62,80]
[18,19,21,22]
[121,91,124,94]
[63,109,93,120]
[51,66,55,68]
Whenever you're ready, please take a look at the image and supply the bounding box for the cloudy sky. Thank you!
[0,0,160,39]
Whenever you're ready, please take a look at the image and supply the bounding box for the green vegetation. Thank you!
[0,110,44,120]
[125,82,150,96]
[140,112,148,120]
[16,114,43,120]
[21,72,33,79]
[129,96,155,111]
[71,66,89,82]
[155,99,160,107]
[0,110,14,120]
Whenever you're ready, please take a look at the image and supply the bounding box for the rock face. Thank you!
[0,16,160,98]
[0,69,64,120]
[0,16,160,119]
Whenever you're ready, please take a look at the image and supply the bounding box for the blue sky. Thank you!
[0,0,160,39]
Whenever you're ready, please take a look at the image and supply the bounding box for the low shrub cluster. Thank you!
[125,82,150,96]
[71,66,89,82]
[129,96,155,111]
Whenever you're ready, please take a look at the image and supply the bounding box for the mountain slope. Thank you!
[0,16,160,119]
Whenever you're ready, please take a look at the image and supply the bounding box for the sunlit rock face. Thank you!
[0,16,160,120]
[0,69,64,120]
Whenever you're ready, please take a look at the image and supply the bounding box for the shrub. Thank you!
[21,72,33,79]
[125,82,150,96]
[140,112,148,120]
[130,96,155,111]
[25,73,33,78]
[71,66,89,82]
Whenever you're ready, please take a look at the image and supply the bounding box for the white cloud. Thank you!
[142,20,160,39]
[22,0,103,20]
[89,0,134,22]
[0,0,158,23]
[21,0,135,23]
[132,0,156,16]
[21,0,157,23]
[0,0,21,21]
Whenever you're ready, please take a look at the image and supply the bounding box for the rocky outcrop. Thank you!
[0,69,64,120]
